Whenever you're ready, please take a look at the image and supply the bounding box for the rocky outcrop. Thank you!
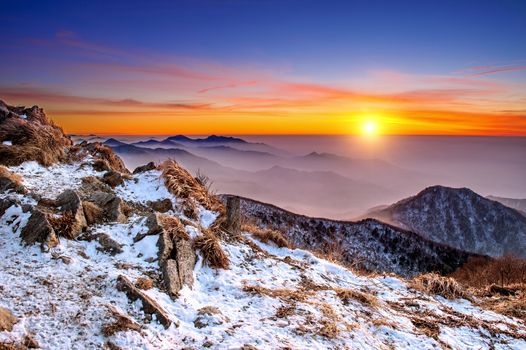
[102,170,125,188]
[157,216,196,297]
[72,142,129,174]
[0,100,73,166]
[116,275,172,328]
[133,162,156,174]
[56,190,87,238]
[0,306,17,331]
[89,192,127,223]
[20,209,59,250]
[148,198,172,213]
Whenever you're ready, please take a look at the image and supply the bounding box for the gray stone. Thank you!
[133,162,156,174]
[20,209,59,250]
[56,189,87,238]
[89,191,127,223]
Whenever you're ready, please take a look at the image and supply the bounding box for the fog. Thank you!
[75,135,526,220]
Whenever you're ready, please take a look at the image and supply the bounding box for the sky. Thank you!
[1,0,526,135]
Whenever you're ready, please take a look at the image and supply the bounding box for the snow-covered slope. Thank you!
[368,186,526,258]
[232,195,478,277]
[2,160,526,349]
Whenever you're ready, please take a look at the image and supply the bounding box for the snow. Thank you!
[2,140,12,146]
[20,114,27,119]
[115,170,173,205]
[8,160,104,199]
[1,160,525,349]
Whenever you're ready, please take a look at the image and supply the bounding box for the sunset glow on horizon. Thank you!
[1,1,525,136]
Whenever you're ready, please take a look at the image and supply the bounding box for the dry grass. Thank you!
[478,295,526,321]
[161,160,223,213]
[241,223,289,248]
[0,108,72,166]
[135,277,154,290]
[335,288,379,307]
[158,215,189,240]
[243,285,313,303]
[193,231,229,269]
[0,166,23,187]
[0,342,25,350]
[47,211,76,239]
[82,201,103,225]
[410,273,471,300]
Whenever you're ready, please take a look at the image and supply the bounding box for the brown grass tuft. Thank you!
[0,166,23,186]
[160,160,223,213]
[158,215,189,240]
[193,231,229,269]
[411,273,471,300]
[335,288,378,307]
[241,223,289,248]
[47,211,77,239]
[135,277,154,290]
[0,107,72,166]
[102,306,141,337]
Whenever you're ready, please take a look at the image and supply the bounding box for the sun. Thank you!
[362,120,378,135]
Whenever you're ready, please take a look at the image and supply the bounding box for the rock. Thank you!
[0,197,19,217]
[89,192,127,223]
[148,198,172,213]
[82,200,104,225]
[116,275,173,328]
[56,189,87,238]
[194,306,227,329]
[102,170,124,188]
[157,227,196,297]
[0,306,17,331]
[20,209,59,250]
[51,252,72,264]
[92,159,111,172]
[133,162,156,174]
[96,233,123,255]
[134,213,162,242]
[0,167,25,193]
[222,196,240,235]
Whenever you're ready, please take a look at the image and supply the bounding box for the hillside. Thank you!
[367,186,526,258]
[488,195,526,217]
[1,101,526,349]
[229,195,479,277]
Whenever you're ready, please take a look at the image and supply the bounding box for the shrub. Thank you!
[241,223,289,248]
[193,231,229,269]
[411,273,471,300]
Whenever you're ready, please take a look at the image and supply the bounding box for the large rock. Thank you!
[116,275,172,328]
[0,306,17,331]
[20,209,59,250]
[0,197,19,217]
[89,192,127,223]
[56,189,87,238]
[134,213,162,242]
[222,196,240,236]
[102,170,124,188]
[133,162,156,174]
[148,198,172,213]
[157,220,196,297]
[0,166,25,194]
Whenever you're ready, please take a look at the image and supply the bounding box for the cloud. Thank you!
[457,63,526,76]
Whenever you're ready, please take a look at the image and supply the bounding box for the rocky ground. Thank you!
[1,101,526,349]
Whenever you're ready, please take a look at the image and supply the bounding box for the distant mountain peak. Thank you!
[166,135,247,143]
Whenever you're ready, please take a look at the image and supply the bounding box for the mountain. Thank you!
[103,138,129,147]
[488,195,526,217]
[367,186,526,258]
[1,100,525,348]
[228,195,480,277]
[166,134,246,144]
[132,138,184,148]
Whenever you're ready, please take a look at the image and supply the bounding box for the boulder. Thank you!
[133,162,156,174]
[116,275,172,328]
[82,200,104,225]
[92,159,111,172]
[56,189,87,238]
[0,166,25,194]
[148,198,172,213]
[194,306,228,329]
[96,233,123,255]
[222,196,240,236]
[102,170,124,188]
[0,197,19,217]
[157,227,196,297]
[0,306,17,331]
[89,192,127,223]
[134,213,162,242]
[20,209,59,250]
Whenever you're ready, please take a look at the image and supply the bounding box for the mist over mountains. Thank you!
[72,134,526,219]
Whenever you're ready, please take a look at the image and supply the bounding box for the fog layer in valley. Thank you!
[74,134,526,219]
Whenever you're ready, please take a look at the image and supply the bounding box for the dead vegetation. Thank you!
[68,142,129,174]
[158,215,189,240]
[335,288,378,307]
[193,231,230,269]
[161,160,223,213]
[135,277,154,290]
[241,223,289,248]
[410,273,471,300]
[0,166,23,188]
[0,103,72,166]
[101,306,141,337]
[47,211,77,239]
